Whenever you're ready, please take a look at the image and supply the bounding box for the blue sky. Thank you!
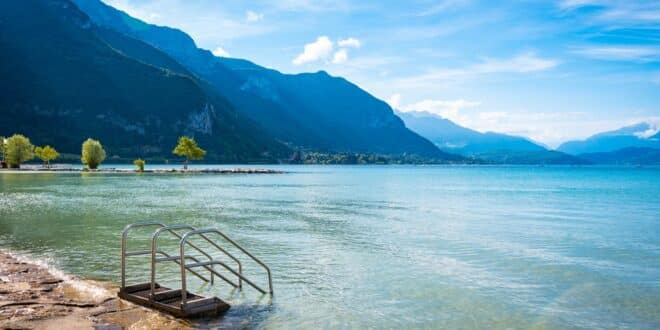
[102,0,660,147]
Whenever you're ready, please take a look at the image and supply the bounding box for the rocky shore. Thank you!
[0,251,190,329]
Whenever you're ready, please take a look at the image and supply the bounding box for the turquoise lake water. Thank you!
[1,165,659,328]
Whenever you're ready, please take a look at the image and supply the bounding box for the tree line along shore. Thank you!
[1,133,477,169]
[0,134,207,171]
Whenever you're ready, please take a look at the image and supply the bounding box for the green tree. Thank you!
[34,145,59,168]
[81,138,106,170]
[133,159,145,172]
[172,136,206,170]
[5,134,34,168]
[0,136,6,161]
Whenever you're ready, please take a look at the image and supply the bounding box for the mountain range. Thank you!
[71,0,446,159]
[0,0,453,163]
[399,110,660,165]
[2,0,657,165]
[578,147,660,165]
[397,111,587,164]
[558,123,660,165]
[0,0,288,162]
[558,123,660,154]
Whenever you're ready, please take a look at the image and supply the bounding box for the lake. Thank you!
[1,165,659,329]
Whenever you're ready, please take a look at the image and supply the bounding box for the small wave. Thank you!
[0,248,112,301]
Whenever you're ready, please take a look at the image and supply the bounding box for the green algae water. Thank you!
[1,165,659,329]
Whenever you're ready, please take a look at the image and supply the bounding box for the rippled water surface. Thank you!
[1,165,659,329]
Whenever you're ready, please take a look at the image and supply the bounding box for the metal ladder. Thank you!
[119,222,273,317]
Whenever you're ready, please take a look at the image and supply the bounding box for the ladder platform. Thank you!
[118,282,230,318]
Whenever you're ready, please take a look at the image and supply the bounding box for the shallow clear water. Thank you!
[1,165,659,329]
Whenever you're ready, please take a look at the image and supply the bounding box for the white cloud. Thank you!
[632,122,660,139]
[601,8,660,23]
[246,10,264,22]
[293,37,363,65]
[387,52,558,90]
[474,52,559,73]
[212,47,230,57]
[338,38,361,48]
[332,49,348,64]
[478,111,508,121]
[397,100,660,147]
[559,1,660,28]
[268,0,356,12]
[400,99,481,123]
[418,0,470,16]
[573,46,660,62]
[634,128,659,139]
[292,36,334,65]
[558,0,599,10]
[102,0,273,46]
[387,94,401,109]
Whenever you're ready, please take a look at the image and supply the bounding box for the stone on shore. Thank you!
[0,252,190,329]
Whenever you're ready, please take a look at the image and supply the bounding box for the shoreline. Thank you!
[0,250,190,329]
[0,167,286,174]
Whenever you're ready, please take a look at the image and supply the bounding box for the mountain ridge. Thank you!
[72,0,452,158]
[578,147,660,165]
[0,0,289,162]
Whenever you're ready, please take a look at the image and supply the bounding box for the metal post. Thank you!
[120,222,166,290]
[121,230,127,289]
[150,234,157,299]
[180,241,187,306]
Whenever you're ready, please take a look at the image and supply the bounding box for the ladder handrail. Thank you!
[185,260,266,294]
[122,222,235,290]
[150,225,244,290]
[179,228,273,305]
[121,222,166,289]
[151,224,213,297]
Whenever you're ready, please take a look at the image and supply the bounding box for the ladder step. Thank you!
[183,297,217,309]
[155,254,202,263]
[185,261,218,268]
[151,289,182,301]
[122,282,159,293]
[124,250,151,257]
[155,255,181,262]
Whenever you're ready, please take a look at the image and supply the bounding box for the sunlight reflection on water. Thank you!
[1,165,659,328]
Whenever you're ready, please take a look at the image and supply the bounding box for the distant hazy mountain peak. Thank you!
[397,110,552,157]
[595,122,654,138]
[558,121,660,155]
[593,122,660,141]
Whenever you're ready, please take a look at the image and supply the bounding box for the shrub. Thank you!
[81,138,106,169]
[5,134,34,168]
[0,136,6,160]
[172,136,206,170]
[133,159,145,172]
[34,145,59,168]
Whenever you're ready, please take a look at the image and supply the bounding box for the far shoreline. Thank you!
[0,167,286,174]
